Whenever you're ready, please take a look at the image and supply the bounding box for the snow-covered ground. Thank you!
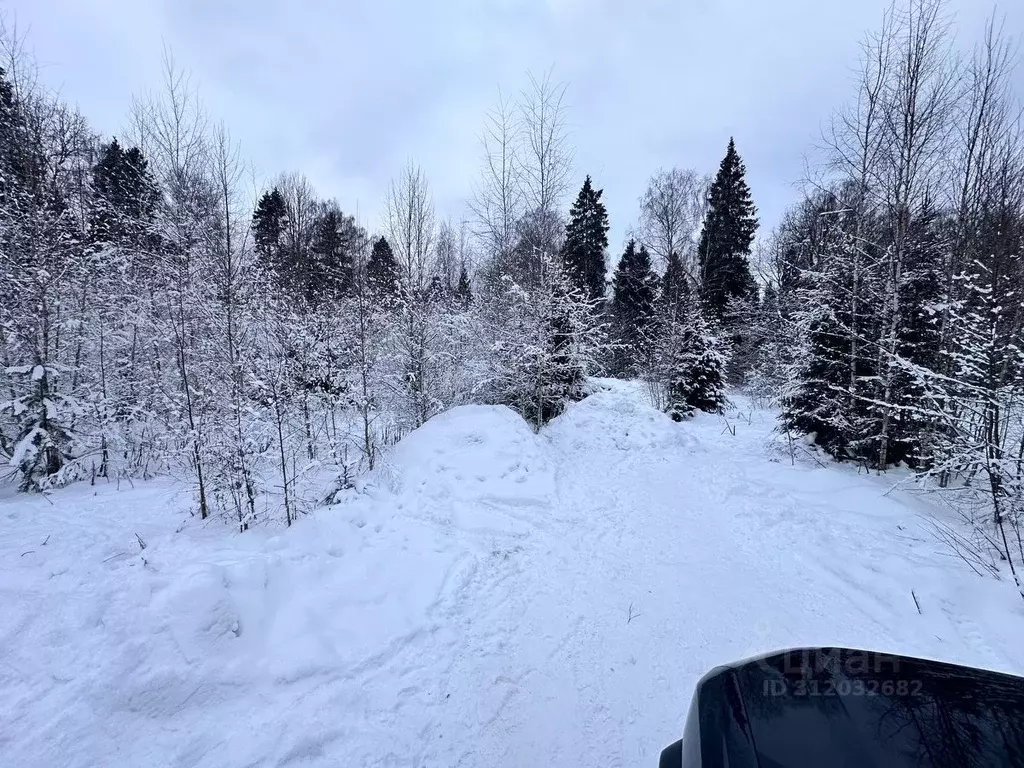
[3,381,1024,767]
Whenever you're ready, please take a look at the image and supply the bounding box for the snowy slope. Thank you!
[3,382,1024,767]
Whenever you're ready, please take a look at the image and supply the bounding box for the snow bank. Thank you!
[383,404,555,535]
[546,387,694,456]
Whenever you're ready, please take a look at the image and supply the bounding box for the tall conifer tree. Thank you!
[698,138,758,318]
[253,188,288,283]
[365,235,401,301]
[611,240,658,375]
[560,175,609,302]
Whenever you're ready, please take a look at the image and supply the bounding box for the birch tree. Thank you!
[638,167,705,277]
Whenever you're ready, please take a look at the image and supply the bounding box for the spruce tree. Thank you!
[9,362,74,491]
[760,282,779,317]
[310,207,355,303]
[886,200,945,467]
[476,251,602,428]
[90,140,158,252]
[661,308,730,416]
[0,66,43,198]
[560,175,609,302]
[90,139,128,246]
[698,138,758,318]
[781,294,855,457]
[531,255,601,425]
[780,208,878,461]
[454,264,473,307]
[542,274,589,423]
[780,191,944,470]
[426,274,449,303]
[660,250,690,315]
[611,240,658,375]
[1,69,79,490]
[253,188,288,282]
[744,282,792,404]
[0,67,15,185]
[366,235,401,301]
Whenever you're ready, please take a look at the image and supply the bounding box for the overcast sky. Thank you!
[6,0,1022,253]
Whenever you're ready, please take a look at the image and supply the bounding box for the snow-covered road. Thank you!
[3,381,1024,766]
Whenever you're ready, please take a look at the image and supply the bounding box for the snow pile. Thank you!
[384,404,554,523]
[546,387,694,456]
[2,386,1024,767]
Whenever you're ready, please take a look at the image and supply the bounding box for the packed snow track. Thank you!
[3,381,1023,766]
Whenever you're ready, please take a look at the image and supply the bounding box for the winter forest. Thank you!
[2,0,1023,589]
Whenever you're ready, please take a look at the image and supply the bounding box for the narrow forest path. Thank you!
[412,382,1024,766]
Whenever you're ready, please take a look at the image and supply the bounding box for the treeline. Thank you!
[749,0,1024,595]
[0,36,749,527]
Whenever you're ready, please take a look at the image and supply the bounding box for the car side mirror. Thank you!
[658,738,682,768]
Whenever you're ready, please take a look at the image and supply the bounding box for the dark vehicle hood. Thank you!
[684,647,1024,768]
